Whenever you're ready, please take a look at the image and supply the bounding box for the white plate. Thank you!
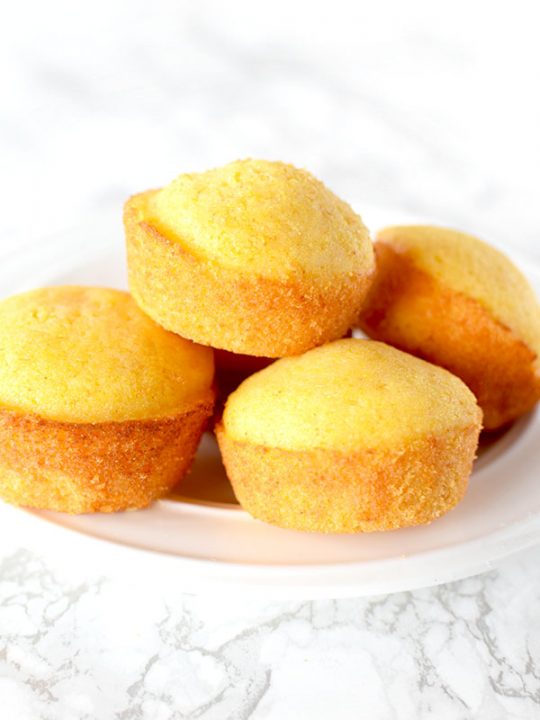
[1,207,540,599]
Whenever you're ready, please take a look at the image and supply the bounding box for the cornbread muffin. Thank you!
[125,159,375,357]
[358,225,540,429]
[216,339,482,533]
[0,287,215,513]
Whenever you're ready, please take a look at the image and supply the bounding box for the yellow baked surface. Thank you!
[125,160,375,357]
[223,338,481,452]
[378,225,540,360]
[146,158,374,282]
[0,286,214,423]
[218,338,481,532]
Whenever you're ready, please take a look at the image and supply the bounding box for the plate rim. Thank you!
[2,208,540,598]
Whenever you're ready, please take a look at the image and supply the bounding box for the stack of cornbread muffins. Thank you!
[1,159,539,532]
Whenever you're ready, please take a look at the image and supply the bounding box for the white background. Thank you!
[1,1,540,718]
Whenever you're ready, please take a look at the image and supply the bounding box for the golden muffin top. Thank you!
[0,287,214,423]
[377,225,540,358]
[145,159,374,282]
[223,339,481,452]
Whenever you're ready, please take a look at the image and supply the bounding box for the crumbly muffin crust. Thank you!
[218,339,481,532]
[125,160,375,356]
[0,286,215,512]
[358,232,540,429]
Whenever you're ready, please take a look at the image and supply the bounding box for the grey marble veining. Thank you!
[0,546,539,719]
[1,0,540,717]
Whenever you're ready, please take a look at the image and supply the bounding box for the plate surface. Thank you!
[1,207,540,598]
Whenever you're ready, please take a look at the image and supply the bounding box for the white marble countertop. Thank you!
[1,1,540,717]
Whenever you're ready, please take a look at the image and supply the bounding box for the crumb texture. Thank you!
[147,158,374,281]
[0,286,214,423]
[125,192,373,357]
[378,225,540,358]
[0,401,213,512]
[223,338,481,451]
[359,241,540,429]
[217,424,478,533]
